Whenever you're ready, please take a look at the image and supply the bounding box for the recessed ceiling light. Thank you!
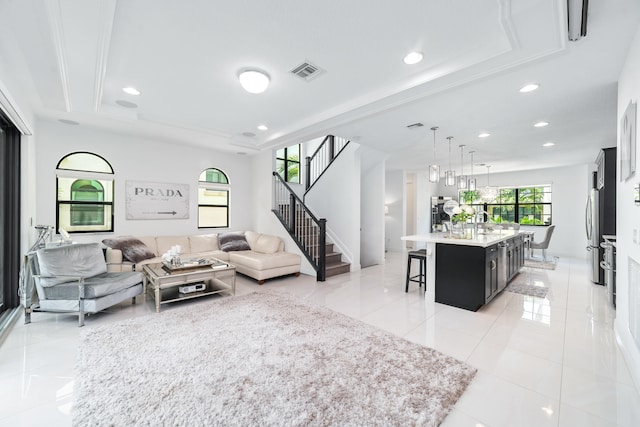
[478,132,491,138]
[534,121,549,127]
[238,69,270,94]
[543,142,555,147]
[242,131,256,138]
[257,124,268,131]
[403,51,423,65]
[122,87,141,96]
[519,83,539,93]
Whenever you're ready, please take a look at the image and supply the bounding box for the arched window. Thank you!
[56,152,114,233]
[198,168,229,228]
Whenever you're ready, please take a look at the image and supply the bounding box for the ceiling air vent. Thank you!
[406,123,424,129]
[290,61,324,81]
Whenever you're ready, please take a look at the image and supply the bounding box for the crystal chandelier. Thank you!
[468,151,477,191]
[478,165,499,202]
[428,127,440,183]
[457,144,467,189]
[445,136,456,186]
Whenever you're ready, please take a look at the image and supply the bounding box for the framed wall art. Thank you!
[620,100,637,182]
[126,180,189,220]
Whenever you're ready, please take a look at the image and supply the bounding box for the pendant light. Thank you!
[445,136,456,186]
[428,127,440,183]
[468,151,477,191]
[457,144,468,189]
[478,165,499,202]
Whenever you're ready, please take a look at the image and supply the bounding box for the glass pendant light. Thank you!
[478,165,499,202]
[428,127,440,183]
[445,136,456,186]
[457,144,468,189]
[468,150,477,191]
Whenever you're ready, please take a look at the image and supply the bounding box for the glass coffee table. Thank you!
[142,258,235,312]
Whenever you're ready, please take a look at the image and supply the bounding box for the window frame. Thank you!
[198,168,230,229]
[276,144,300,184]
[56,152,114,234]
[459,185,552,226]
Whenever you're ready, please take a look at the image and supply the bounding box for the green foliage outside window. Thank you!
[459,186,552,226]
[276,145,300,184]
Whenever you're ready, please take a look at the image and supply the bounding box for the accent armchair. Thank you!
[26,243,144,326]
[530,225,556,260]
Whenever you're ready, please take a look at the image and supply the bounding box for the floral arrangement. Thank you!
[451,204,476,223]
[162,245,182,266]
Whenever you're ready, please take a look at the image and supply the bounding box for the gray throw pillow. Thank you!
[218,233,251,252]
[102,236,156,263]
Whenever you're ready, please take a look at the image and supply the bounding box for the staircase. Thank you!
[324,241,350,278]
[272,135,351,281]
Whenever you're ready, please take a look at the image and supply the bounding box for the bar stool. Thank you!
[405,249,427,293]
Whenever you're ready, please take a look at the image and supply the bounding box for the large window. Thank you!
[56,152,114,233]
[459,185,552,226]
[198,168,229,228]
[276,145,300,183]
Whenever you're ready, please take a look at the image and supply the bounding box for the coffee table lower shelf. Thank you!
[142,262,236,313]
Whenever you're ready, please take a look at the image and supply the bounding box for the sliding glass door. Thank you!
[0,112,21,319]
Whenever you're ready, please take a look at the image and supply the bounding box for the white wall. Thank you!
[616,26,640,390]
[304,143,361,270]
[384,170,404,252]
[437,164,592,258]
[360,148,386,267]
[33,120,255,243]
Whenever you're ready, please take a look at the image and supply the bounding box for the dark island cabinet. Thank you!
[435,235,524,311]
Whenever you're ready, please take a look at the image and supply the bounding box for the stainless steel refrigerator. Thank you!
[586,187,600,283]
[586,148,617,285]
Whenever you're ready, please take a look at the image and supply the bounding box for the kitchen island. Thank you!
[402,230,526,311]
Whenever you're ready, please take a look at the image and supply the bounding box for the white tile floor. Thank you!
[1,252,639,426]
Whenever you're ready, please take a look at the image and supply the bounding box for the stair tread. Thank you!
[326,261,350,269]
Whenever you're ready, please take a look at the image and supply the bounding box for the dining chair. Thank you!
[530,225,556,260]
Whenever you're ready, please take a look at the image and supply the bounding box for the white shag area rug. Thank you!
[73,291,476,426]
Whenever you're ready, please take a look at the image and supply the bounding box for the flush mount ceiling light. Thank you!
[478,132,491,138]
[519,83,539,93]
[543,142,555,147]
[257,124,268,131]
[238,69,270,94]
[403,51,423,65]
[122,87,141,95]
[534,121,549,127]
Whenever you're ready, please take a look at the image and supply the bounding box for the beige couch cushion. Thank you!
[229,251,300,270]
[156,236,191,255]
[245,231,283,254]
[189,234,219,252]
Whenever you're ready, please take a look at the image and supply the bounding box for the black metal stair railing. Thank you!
[272,172,326,281]
[304,135,349,197]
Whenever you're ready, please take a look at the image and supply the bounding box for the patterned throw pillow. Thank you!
[218,233,251,252]
[102,236,156,263]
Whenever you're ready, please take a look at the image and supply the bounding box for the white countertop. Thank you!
[401,230,522,248]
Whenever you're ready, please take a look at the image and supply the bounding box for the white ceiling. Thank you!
[0,0,639,173]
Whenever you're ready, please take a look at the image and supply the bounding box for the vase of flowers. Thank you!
[451,205,476,238]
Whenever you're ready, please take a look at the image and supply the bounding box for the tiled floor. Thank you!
[1,252,639,426]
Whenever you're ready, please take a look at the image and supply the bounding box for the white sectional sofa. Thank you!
[103,231,301,284]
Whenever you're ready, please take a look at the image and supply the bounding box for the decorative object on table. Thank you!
[620,100,636,182]
[428,126,440,183]
[478,165,499,202]
[457,144,468,189]
[468,150,477,191]
[72,291,476,426]
[451,204,476,238]
[442,199,459,237]
[161,244,182,266]
[445,136,456,186]
[161,258,220,272]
